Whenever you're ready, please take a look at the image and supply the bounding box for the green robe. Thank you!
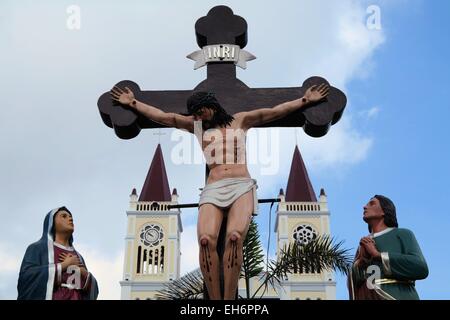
[349,228,428,300]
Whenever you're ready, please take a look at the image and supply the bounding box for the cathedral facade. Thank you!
[120,144,335,300]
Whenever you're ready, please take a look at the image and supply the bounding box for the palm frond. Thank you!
[241,219,265,298]
[252,235,352,298]
[154,268,204,300]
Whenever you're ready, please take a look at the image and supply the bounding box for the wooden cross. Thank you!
[97,5,346,140]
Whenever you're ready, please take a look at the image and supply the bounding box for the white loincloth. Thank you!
[199,177,259,216]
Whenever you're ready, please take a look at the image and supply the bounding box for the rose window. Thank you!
[293,224,318,245]
[140,224,164,247]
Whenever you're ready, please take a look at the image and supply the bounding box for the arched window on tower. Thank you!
[151,202,159,210]
[143,249,148,274]
[154,248,159,274]
[160,246,165,273]
[136,246,142,274]
[148,250,153,274]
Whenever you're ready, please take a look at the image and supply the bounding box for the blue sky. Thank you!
[327,0,450,299]
[0,0,449,299]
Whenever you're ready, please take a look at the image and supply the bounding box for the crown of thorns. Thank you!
[186,92,221,114]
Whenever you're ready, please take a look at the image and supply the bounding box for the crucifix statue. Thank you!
[98,6,346,300]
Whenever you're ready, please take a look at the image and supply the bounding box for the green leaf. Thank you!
[154,268,204,300]
[241,218,265,298]
[252,235,352,298]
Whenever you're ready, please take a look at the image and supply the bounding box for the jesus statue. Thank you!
[110,83,329,300]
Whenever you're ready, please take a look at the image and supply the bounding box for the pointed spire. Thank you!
[285,145,317,202]
[131,188,137,196]
[172,188,178,195]
[279,188,284,195]
[139,144,171,201]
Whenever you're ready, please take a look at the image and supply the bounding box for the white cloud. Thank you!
[361,106,381,119]
[0,244,21,274]
[368,107,380,118]
[180,225,199,275]
[76,244,123,300]
[299,116,373,169]
[0,243,21,299]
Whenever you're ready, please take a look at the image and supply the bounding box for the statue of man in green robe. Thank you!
[348,195,428,300]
